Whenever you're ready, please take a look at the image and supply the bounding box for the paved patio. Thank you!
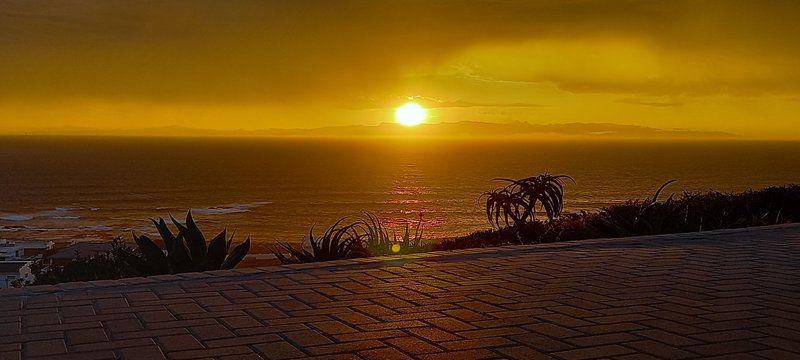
[1,224,799,359]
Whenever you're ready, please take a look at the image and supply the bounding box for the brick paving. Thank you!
[1,224,799,359]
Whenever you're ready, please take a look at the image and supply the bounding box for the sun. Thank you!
[395,102,428,126]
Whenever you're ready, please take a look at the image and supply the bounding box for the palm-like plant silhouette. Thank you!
[485,174,573,229]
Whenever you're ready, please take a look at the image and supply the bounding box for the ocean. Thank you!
[1,137,799,249]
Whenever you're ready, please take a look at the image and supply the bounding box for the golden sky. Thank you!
[2,0,800,139]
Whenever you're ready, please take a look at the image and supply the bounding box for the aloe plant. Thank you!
[485,174,573,229]
[393,215,429,254]
[121,211,250,276]
[595,180,698,236]
[272,218,367,264]
[358,213,393,256]
[358,213,429,256]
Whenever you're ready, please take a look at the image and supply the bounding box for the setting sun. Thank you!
[395,102,428,126]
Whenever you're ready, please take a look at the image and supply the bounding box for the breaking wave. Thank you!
[192,202,273,215]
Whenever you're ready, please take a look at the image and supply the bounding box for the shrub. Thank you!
[120,211,251,276]
[446,182,800,249]
[592,180,698,236]
[29,238,134,285]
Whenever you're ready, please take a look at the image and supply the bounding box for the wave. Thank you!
[192,202,272,215]
[0,224,112,232]
[0,207,83,222]
[0,214,35,221]
[79,225,113,231]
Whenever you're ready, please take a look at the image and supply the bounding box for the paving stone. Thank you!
[65,328,109,345]
[284,329,334,347]
[305,340,384,355]
[441,336,515,350]
[497,345,554,359]
[310,321,358,335]
[416,348,497,360]
[567,333,640,347]
[156,334,203,352]
[624,340,696,359]
[553,344,633,360]
[23,339,66,357]
[253,341,306,360]
[509,332,573,352]
[385,336,442,355]
[118,344,166,359]
[408,327,461,342]
[358,347,413,360]
[1,225,799,359]
[190,324,235,341]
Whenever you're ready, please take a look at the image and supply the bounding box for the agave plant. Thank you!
[485,174,573,229]
[272,218,367,264]
[120,211,250,276]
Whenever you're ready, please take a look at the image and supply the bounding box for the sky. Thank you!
[2,0,800,139]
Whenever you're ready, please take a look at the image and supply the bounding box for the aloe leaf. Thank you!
[184,211,208,261]
[168,233,193,273]
[204,229,227,271]
[652,180,678,203]
[226,230,236,253]
[272,244,293,264]
[169,213,188,234]
[221,237,250,270]
[133,234,170,274]
[152,218,176,250]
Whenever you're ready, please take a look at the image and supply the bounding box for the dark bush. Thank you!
[443,183,800,249]
[29,238,134,285]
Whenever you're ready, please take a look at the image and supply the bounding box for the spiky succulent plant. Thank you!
[121,211,250,276]
[272,218,366,264]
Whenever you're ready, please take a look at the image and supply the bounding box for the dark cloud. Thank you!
[1,0,799,103]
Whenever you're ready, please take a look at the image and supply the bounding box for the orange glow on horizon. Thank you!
[1,1,799,139]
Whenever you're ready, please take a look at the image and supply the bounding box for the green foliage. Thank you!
[29,238,134,285]
[120,211,251,276]
[485,174,573,229]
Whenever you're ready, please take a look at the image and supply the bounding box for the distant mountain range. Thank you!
[24,121,736,139]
